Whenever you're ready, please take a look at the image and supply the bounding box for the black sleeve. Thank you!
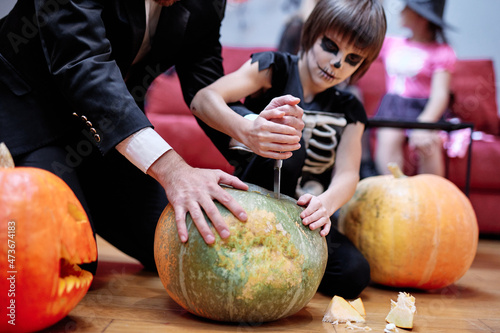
[35,0,151,155]
[345,94,368,126]
[175,0,225,106]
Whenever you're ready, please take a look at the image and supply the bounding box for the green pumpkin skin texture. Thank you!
[154,184,328,323]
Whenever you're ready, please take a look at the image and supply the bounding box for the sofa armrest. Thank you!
[450,59,500,136]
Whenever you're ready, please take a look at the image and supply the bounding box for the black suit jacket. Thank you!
[0,0,225,157]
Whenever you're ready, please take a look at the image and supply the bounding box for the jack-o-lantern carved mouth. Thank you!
[58,258,93,296]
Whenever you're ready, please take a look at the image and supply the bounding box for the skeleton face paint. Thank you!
[304,34,366,90]
[320,36,364,67]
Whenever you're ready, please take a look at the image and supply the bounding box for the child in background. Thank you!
[374,0,456,176]
[191,0,386,298]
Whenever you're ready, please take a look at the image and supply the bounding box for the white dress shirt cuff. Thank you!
[116,127,172,173]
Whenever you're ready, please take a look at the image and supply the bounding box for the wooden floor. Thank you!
[42,236,500,333]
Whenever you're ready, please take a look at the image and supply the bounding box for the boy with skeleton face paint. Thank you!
[191,0,386,298]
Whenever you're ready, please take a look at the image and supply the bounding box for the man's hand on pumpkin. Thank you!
[147,150,248,244]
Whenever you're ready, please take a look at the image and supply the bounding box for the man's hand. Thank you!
[147,150,248,244]
[242,95,305,159]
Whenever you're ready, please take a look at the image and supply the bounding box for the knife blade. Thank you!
[273,159,282,199]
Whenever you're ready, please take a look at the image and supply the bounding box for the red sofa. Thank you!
[145,46,500,235]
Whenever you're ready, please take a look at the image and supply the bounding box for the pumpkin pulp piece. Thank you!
[322,295,366,323]
[385,292,416,329]
[349,297,366,316]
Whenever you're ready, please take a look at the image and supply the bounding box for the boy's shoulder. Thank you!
[250,51,300,81]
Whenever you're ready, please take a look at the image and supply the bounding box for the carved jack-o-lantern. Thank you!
[0,143,97,332]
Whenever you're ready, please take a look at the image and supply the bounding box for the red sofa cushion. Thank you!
[356,58,386,118]
[146,74,191,117]
[468,191,500,234]
[447,135,500,190]
[222,46,276,74]
[450,59,500,136]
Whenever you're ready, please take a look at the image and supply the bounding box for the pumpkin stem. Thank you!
[387,162,407,178]
[0,142,15,169]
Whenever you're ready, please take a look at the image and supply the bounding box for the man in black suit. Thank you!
[0,0,254,272]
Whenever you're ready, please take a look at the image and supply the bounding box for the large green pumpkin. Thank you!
[154,184,328,323]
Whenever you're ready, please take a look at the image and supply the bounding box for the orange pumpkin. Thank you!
[338,163,478,290]
[0,143,97,332]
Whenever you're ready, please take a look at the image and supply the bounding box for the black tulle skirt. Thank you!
[373,93,429,121]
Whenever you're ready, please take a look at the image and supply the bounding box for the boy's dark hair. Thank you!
[300,0,387,83]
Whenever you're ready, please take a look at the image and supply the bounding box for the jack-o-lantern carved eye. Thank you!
[68,202,88,224]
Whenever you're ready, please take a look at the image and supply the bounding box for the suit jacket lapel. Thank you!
[123,0,147,65]
[103,0,146,74]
